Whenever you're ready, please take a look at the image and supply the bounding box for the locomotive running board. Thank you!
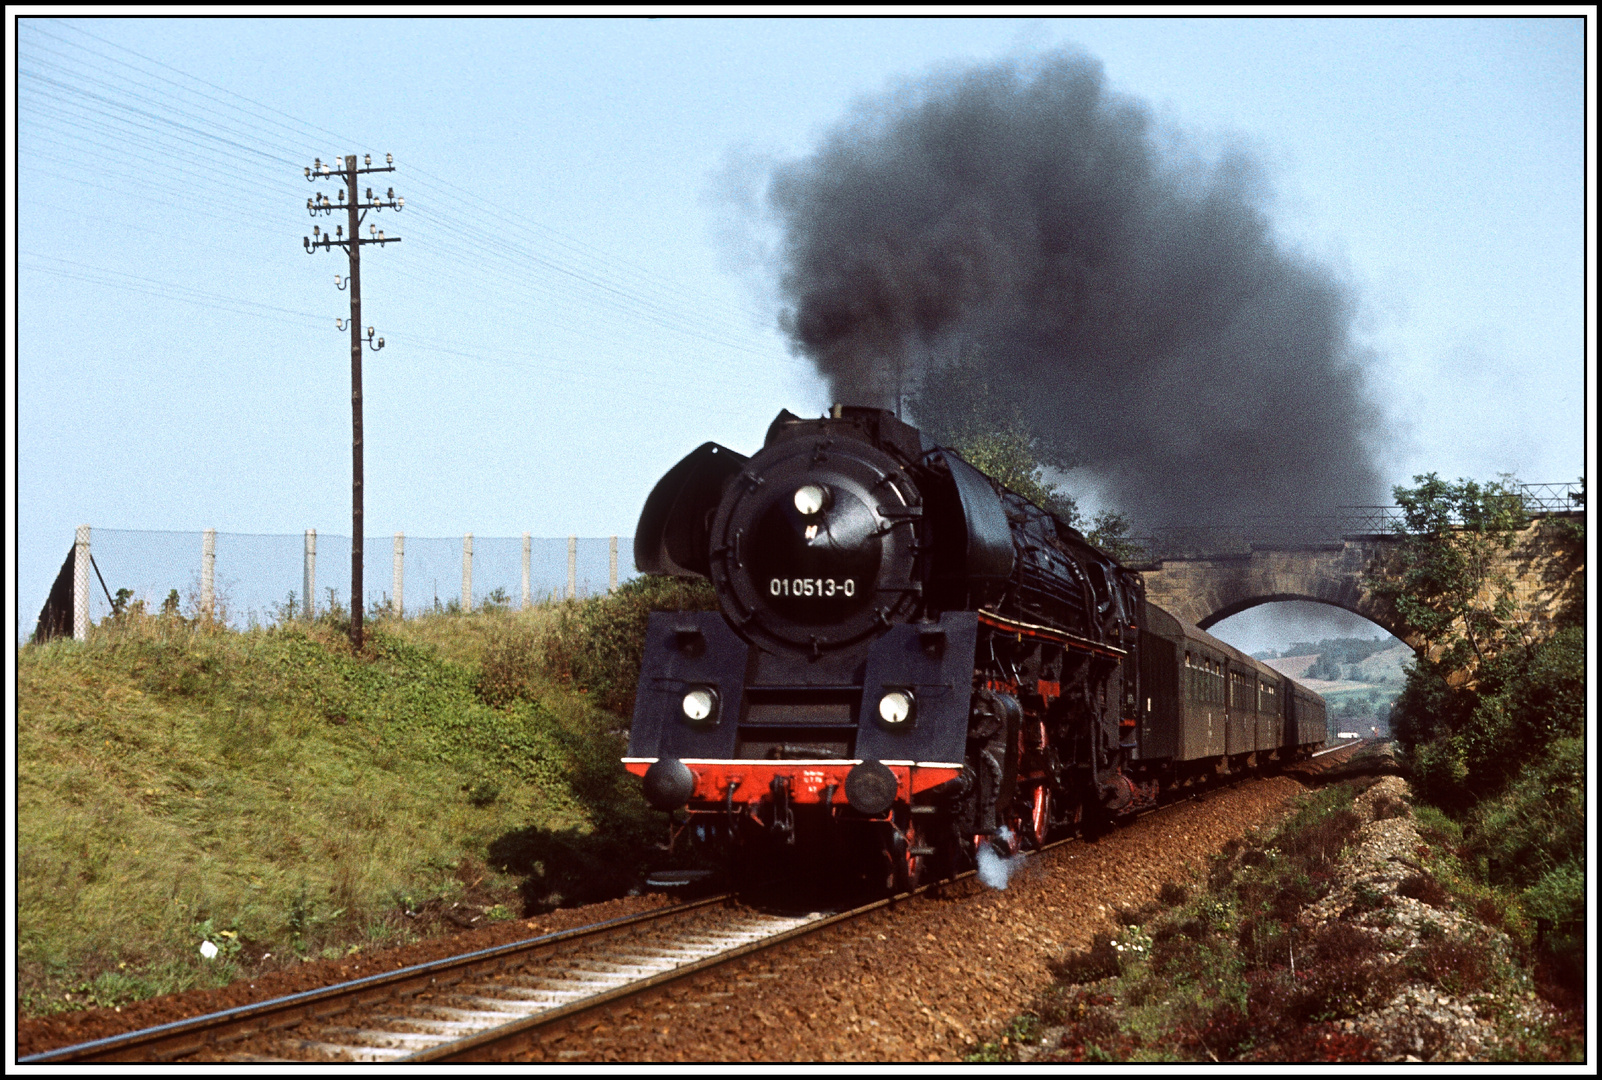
[977,608,1127,659]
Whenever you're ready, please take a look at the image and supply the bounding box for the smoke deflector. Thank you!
[634,442,748,579]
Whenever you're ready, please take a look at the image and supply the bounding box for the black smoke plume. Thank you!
[766,51,1386,531]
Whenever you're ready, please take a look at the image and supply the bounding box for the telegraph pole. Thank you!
[304,153,402,651]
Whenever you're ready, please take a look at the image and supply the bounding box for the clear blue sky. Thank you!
[9,13,1593,651]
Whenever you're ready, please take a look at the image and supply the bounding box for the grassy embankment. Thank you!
[968,746,1582,1063]
[16,577,714,1017]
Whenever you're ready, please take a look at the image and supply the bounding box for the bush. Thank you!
[1406,737,1472,814]
[476,620,546,709]
[1408,934,1496,997]
[1464,738,1584,890]
[1280,807,1361,872]
[1369,793,1409,821]
[1397,872,1450,908]
[1459,627,1585,791]
[1521,858,1585,993]
[537,575,717,715]
[1051,933,1123,984]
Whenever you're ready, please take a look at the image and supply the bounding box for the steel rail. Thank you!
[20,894,733,1064]
[404,884,943,1062]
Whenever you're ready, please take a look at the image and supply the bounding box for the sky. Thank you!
[8,12,1595,651]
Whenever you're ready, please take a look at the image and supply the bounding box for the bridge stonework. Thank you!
[1137,514,1583,653]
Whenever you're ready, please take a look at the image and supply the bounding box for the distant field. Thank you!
[1347,643,1412,685]
[1262,654,1317,679]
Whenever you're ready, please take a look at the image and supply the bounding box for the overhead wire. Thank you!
[16,20,822,410]
[18,255,775,405]
[35,16,779,330]
[17,58,780,349]
[22,18,793,354]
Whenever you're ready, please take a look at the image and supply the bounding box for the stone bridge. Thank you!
[1137,513,1583,652]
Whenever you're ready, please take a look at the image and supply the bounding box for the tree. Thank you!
[1379,473,1530,674]
[911,345,1141,562]
[952,426,1079,521]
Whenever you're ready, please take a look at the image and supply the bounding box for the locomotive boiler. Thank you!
[623,406,1325,889]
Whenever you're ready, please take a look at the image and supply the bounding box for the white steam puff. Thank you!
[975,826,1021,890]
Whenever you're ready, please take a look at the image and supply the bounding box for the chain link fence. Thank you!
[23,528,635,644]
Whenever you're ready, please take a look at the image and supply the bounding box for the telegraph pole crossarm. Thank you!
[301,153,403,652]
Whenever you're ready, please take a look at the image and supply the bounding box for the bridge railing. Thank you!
[1128,482,1582,561]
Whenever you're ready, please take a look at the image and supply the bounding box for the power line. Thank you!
[17,21,788,347]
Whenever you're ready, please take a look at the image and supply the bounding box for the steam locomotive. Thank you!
[624,406,1326,889]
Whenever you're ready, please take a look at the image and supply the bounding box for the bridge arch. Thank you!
[1196,592,1416,649]
[1137,514,1580,659]
[1137,539,1424,651]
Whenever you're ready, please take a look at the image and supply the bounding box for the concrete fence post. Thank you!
[74,525,90,641]
[304,529,316,620]
[522,533,532,610]
[462,533,473,612]
[201,528,216,622]
[567,535,577,600]
[393,532,404,617]
[609,536,618,593]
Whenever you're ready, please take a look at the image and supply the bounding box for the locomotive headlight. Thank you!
[793,483,828,516]
[681,686,719,728]
[877,689,914,728]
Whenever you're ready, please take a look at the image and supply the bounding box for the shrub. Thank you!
[1464,738,1584,890]
[1158,881,1189,907]
[1281,807,1361,871]
[1407,737,1473,814]
[538,575,717,715]
[1397,872,1450,908]
[1369,793,1409,820]
[1050,992,1131,1061]
[1521,858,1586,994]
[1459,627,1585,791]
[1051,933,1122,984]
[477,620,546,709]
[1265,1024,1380,1063]
[1184,1001,1254,1060]
[1408,933,1496,996]
[1275,923,1401,1024]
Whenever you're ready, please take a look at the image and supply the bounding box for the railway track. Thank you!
[24,746,1365,1064]
[22,894,816,1063]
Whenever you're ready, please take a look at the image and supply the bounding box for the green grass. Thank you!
[16,603,660,1017]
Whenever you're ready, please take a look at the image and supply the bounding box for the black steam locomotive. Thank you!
[624,406,1326,888]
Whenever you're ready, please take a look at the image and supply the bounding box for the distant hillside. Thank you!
[1347,643,1412,686]
[1253,636,1411,738]
[1262,654,1317,679]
